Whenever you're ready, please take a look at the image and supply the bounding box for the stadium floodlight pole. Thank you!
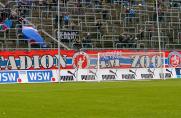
[58,0,61,83]
[155,0,161,52]
[156,0,165,80]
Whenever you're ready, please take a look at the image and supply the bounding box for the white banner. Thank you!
[0,68,177,84]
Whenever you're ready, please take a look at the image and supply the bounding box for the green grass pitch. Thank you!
[0,79,181,118]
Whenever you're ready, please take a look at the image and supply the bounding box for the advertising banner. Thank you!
[0,71,19,83]
[0,50,180,70]
[57,31,79,41]
[0,50,180,83]
[59,69,77,82]
[0,68,176,84]
[86,68,176,80]
[27,70,54,83]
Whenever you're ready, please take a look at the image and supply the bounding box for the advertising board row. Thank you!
[0,50,180,83]
[0,68,180,83]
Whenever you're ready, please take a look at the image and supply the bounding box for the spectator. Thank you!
[17,2,22,16]
[54,14,62,28]
[64,13,70,26]
[39,0,45,6]
[129,8,135,22]
[16,23,22,36]
[130,0,135,5]
[77,0,82,15]
[47,0,56,10]
[4,17,13,29]
[127,35,136,48]
[70,21,75,30]
[123,0,129,8]
[153,7,164,22]
[85,0,91,7]
[129,8,135,17]
[19,0,27,5]
[52,0,58,4]
[124,7,130,18]
[116,33,127,48]
[73,37,82,50]
[148,25,155,40]
[0,22,8,31]
[82,32,92,48]
[1,9,6,21]
[17,3,27,17]
[96,20,102,33]
[102,10,108,20]
[153,11,157,21]
[16,17,25,36]
[27,0,33,6]
[139,27,144,40]
[158,8,164,22]
[94,0,102,8]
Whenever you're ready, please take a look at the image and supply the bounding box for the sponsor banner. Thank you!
[0,70,58,84]
[96,68,176,80]
[162,68,176,79]
[0,50,180,70]
[98,69,120,80]
[59,69,76,82]
[27,70,54,83]
[57,31,79,40]
[175,68,181,78]
[0,71,19,83]
[77,69,99,81]
[0,68,178,84]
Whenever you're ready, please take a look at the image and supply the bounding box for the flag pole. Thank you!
[156,0,165,80]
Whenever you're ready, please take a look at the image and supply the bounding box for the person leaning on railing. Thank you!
[82,32,92,48]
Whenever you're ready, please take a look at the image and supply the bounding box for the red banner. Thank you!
[0,50,180,70]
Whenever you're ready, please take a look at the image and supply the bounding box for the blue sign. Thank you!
[27,70,53,82]
[0,71,19,83]
[175,68,181,78]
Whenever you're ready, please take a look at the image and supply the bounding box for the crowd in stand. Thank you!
[0,0,181,49]
[25,0,181,49]
[0,6,27,32]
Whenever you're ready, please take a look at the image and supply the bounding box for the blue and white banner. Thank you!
[27,70,53,83]
[0,71,19,83]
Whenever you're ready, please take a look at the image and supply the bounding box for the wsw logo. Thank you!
[73,51,90,69]
[27,70,54,82]
[168,51,181,67]
[0,71,19,83]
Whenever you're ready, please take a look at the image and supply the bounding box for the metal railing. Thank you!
[165,44,181,49]
[116,43,137,48]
